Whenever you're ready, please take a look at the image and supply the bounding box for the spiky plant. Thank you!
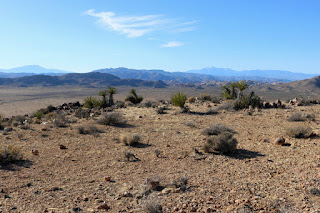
[99,90,108,108]
[108,87,117,106]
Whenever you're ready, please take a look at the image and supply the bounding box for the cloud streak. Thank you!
[161,41,184,48]
[85,9,195,38]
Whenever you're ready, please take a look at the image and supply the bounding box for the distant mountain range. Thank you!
[0,65,72,78]
[0,72,167,88]
[187,67,318,82]
[93,67,292,83]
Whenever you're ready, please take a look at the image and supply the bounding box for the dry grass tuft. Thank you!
[0,145,23,164]
[287,112,315,122]
[120,133,141,146]
[203,132,238,154]
[97,113,126,126]
[201,124,236,136]
[286,125,313,138]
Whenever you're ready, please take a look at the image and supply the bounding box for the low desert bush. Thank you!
[142,197,163,213]
[156,106,167,114]
[201,124,236,136]
[171,92,187,109]
[140,100,157,108]
[287,112,315,122]
[199,93,212,101]
[78,125,102,136]
[0,145,23,164]
[233,93,262,110]
[286,126,313,138]
[120,133,141,146]
[75,108,91,119]
[125,89,143,104]
[215,102,234,112]
[83,96,102,109]
[203,132,238,154]
[187,96,196,103]
[33,110,43,120]
[97,113,126,126]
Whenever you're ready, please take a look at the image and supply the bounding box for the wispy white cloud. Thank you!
[161,41,184,48]
[85,9,196,38]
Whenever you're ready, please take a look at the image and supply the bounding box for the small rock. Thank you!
[59,145,67,149]
[31,150,39,155]
[104,176,112,182]
[72,207,82,212]
[97,203,110,210]
[4,194,10,199]
[274,137,285,145]
[162,188,173,194]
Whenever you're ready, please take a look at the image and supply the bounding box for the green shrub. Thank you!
[233,93,261,110]
[171,92,187,109]
[97,113,126,126]
[286,126,313,138]
[0,145,23,164]
[203,132,238,154]
[33,110,43,120]
[125,89,143,104]
[83,96,102,109]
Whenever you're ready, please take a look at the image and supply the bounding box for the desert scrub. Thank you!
[97,113,126,126]
[201,124,236,136]
[33,110,43,120]
[125,89,143,104]
[0,145,23,164]
[120,133,141,146]
[78,125,102,136]
[142,197,163,213]
[203,132,238,154]
[83,96,102,109]
[75,108,91,119]
[286,125,313,138]
[199,93,212,101]
[287,112,315,122]
[171,92,187,108]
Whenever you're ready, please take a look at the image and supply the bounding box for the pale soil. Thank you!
[0,101,320,212]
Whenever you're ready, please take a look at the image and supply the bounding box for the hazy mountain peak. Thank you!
[0,65,72,74]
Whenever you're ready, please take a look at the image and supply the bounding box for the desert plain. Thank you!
[0,86,319,212]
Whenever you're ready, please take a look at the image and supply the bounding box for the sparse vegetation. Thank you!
[203,132,238,154]
[125,89,143,104]
[286,125,313,138]
[198,93,211,101]
[201,124,236,136]
[142,197,163,213]
[99,90,108,108]
[33,110,43,120]
[97,113,126,126]
[287,112,315,122]
[0,145,23,164]
[83,96,102,109]
[78,125,102,136]
[120,133,141,146]
[171,91,188,112]
[75,108,91,119]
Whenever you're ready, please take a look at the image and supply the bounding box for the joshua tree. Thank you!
[235,81,248,100]
[99,90,108,108]
[108,87,117,106]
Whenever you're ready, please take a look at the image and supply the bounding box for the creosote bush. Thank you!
[120,133,141,146]
[203,132,238,154]
[201,124,236,136]
[286,126,313,138]
[287,112,315,122]
[0,145,23,164]
[97,113,126,126]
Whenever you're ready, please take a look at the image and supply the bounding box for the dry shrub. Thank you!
[187,96,196,103]
[142,197,163,213]
[98,113,126,126]
[215,102,234,112]
[120,133,141,146]
[78,125,102,136]
[0,145,23,164]
[206,109,218,115]
[203,132,238,154]
[287,112,315,122]
[75,108,91,119]
[156,106,167,114]
[286,125,313,138]
[201,124,236,136]
[199,93,212,101]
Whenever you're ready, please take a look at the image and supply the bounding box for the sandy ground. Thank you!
[0,100,319,212]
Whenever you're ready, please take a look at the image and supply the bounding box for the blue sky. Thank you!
[0,0,319,73]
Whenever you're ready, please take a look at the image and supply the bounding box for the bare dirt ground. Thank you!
[0,94,320,212]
